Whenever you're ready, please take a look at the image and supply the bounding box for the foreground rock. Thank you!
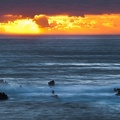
[48,80,55,87]
[0,92,8,100]
[114,88,120,96]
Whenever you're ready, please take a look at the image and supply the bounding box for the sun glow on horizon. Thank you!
[0,14,120,35]
[0,19,40,35]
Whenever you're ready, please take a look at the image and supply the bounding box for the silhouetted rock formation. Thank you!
[48,80,55,87]
[114,88,120,92]
[116,92,120,96]
[0,92,8,100]
[114,88,120,96]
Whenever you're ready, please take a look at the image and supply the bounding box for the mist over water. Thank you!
[0,35,120,120]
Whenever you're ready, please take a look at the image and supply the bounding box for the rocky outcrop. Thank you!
[48,80,59,99]
[48,80,55,87]
[0,92,8,100]
[114,88,120,92]
[0,79,9,86]
[114,88,120,96]
[116,91,120,96]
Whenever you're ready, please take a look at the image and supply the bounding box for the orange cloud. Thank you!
[0,27,5,33]
[0,14,120,35]
[0,14,22,23]
[0,19,40,34]
[46,14,120,34]
[34,15,49,28]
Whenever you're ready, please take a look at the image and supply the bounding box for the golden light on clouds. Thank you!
[0,14,120,35]
[0,19,40,35]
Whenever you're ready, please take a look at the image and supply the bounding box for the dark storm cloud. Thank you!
[0,0,120,17]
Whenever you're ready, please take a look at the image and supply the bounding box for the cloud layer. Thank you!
[0,0,120,17]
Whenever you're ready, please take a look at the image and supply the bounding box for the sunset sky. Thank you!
[0,0,120,35]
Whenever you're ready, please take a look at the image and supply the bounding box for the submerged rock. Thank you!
[48,80,55,87]
[51,90,55,94]
[0,79,10,86]
[51,95,59,99]
[0,92,8,100]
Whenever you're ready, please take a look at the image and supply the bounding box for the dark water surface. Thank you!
[0,35,120,120]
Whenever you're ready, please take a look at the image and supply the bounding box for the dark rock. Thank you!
[51,95,59,99]
[114,88,120,92]
[116,91,120,96]
[51,90,55,94]
[0,92,8,100]
[114,88,120,96]
[51,90,59,99]
[48,80,55,87]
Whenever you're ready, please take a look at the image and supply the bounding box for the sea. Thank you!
[0,35,120,120]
